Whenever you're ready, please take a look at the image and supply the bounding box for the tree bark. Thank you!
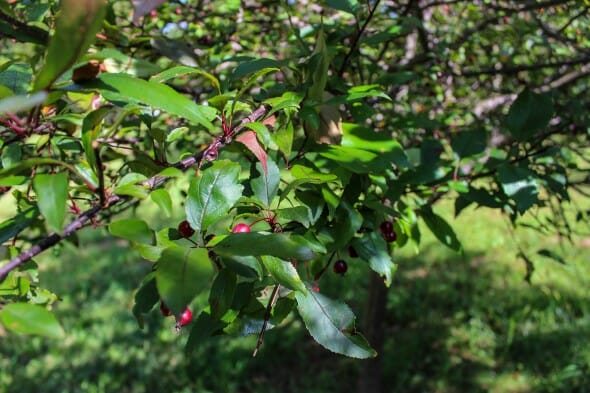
[357,271,389,393]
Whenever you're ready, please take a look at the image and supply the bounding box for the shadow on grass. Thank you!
[2,231,589,393]
[379,244,590,393]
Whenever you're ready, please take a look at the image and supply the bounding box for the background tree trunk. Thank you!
[357,271,389,393]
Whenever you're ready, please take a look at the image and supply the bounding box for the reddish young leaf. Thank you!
[236,130,268,175]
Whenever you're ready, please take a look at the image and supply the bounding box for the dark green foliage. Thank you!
[0,0,588,376]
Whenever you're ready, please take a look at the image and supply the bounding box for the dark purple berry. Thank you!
[178,220,195,238]
[333,260,348,275]
[348,246,358,258]
[384,230,397,243]
[379,221,393,235]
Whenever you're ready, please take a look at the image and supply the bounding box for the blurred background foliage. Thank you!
[1,0,589,392]
[1,197,589,393]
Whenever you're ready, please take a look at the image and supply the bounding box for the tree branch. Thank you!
[252,284,280,357]
[0,105,270,283]
[0,9,49,45]
[337,0,381,77]
[459,56,590,77]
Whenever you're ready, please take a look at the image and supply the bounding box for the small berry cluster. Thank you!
[380,221,397,243]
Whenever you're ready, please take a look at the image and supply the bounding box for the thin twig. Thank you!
[0,197,117,282]
[0,9,49,44]
[459,56,590,77]
[337,0,382,77]
[253,284,281,357]
[0,105,270,283]
[94,146,106,206]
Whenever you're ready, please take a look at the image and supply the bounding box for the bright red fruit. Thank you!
[178,220,195,238]
[333,260,348,275]
[178,308,193,327]
[232,223,251,233]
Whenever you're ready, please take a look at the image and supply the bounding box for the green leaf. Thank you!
[0,157,80,179]
[131,274,159,328]
[0,175,26,187]
[74,161,99,190]
[186,160,243,235]
[1,143,21,169]
[326,85,391,104]
[34,0,107,90]
[273,121,294,157]
[320,200,363,251]
[32,172,68,232]
[276,206,313,228]
[82,73,216,130]
[242,122,272,147]
[271,296,296,325]
[0,303,64,338]
[150,189,173,217]
[537,249,566,265]
[280,165,338,204]
[0,17,48,45]
[307,29,328,105]
[260,256,307,293]
[0,91,48,114]
[0,207,39,244]
[421,206,462,251]
[361,24,405,46]
[208,269,237,320]
[317,144,395,173]
[108,218,154,244]
[295,291,376,359]
[497,165,540,214]
[222,255,263,279]
[224,317,271,337]
[185,311,227,354]
[166,127,188,143]
[214,232,322,261]
[450,129,487,158]
[81,107,111,172]
[116,172,148,187]
[232,59,282,79]
[352,231,397,287]
[251,158,280,207]
[230,66,279,118]
[0,63,32,95]
[86,47,161,78]
[264,91,303,115]
[150,65,221,94]
[326,0,359,15]
[113,184,149,199]
[134,243,163,262]
[156,246,213,316]
[506,89,553,140]
[291,164,339,182]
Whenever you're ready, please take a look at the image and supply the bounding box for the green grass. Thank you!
[1,194,589,393]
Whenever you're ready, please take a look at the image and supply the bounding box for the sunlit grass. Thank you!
[1,190,589,392]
